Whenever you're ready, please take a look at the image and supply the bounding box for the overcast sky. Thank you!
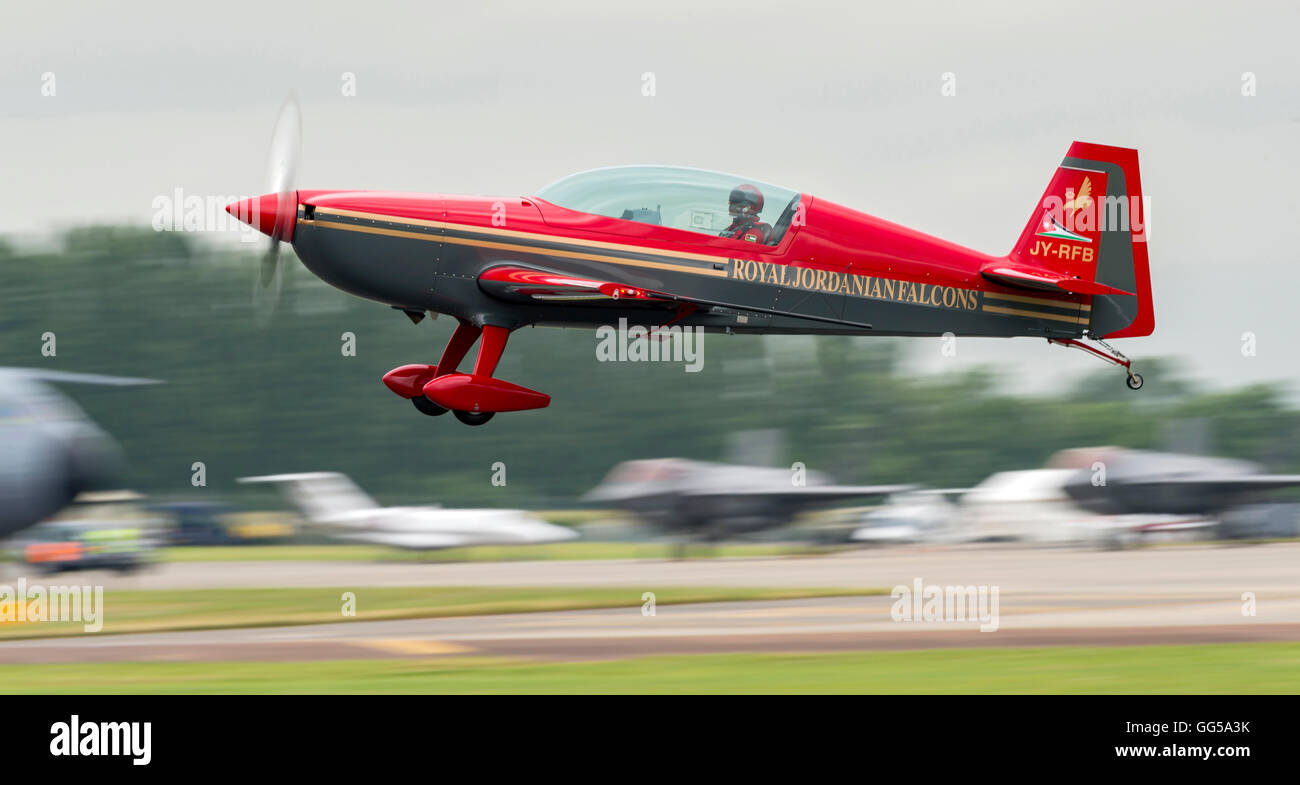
[3,0,1298,394]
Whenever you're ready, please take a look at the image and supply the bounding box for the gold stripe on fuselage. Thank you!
[306,206,1091,325]
[981,304,1089,325]
[313,206,731,265]
[982,290,1091,312]
[307,208,730,278]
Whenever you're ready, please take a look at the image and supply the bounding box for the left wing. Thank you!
[685,484,915,501]
[478,265,873,329]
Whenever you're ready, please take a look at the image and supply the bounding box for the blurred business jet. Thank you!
[238,472,577,549]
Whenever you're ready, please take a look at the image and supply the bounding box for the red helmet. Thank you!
[729,184,764,216]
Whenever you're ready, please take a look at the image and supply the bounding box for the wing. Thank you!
[1128,475,1300,495]
[333,532,470,550]
[685,484,915,502]
[1065,473,1300,515]
[477,265,873,330]
[0,368,161,386]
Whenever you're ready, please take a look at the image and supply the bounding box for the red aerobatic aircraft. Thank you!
[229,101,1152,426]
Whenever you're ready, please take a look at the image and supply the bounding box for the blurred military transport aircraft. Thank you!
[0,369,155,539]
[583,458,911,539]
[238,472,577,549]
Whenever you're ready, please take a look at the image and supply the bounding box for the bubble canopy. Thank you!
[533,165,801,245]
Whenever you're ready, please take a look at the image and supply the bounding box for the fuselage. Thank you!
[285,188,1092,338]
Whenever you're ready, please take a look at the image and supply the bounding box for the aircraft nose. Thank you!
[226,192,297,241]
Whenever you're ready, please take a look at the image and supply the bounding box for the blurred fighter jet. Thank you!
[238,472,577,549]
[583,458,911,539]
[1051,447,1300,516]
[0,369,155,539]
[846,447,1300,548]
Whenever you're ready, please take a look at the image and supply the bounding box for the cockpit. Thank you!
[533,166,802,247]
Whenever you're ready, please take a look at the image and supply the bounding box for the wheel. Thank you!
[411,395,448,416]
[1126,373,1144,390]
[453,409,495,426]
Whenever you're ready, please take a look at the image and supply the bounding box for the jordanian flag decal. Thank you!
[1038,213,1091,243]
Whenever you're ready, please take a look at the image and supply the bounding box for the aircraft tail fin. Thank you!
[238,472,378,524]
[992,142,1153,338]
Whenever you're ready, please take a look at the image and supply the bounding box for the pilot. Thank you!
[720,184,773,244]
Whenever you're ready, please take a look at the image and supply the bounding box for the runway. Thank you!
[44,541,1300,593]
[3,543,1299,663]
[0,597,1297,664]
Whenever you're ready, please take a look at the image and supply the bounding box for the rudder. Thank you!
[1007,142,1153,338]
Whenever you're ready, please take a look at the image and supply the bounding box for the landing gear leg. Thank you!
[410,319,483,416]
[446,325,509,426]
[1048,334,1142,390]
[435,319,483,378]
[412,322,548,424]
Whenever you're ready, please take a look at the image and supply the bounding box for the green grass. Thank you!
[0,585,883,640]
[4,643,1298,694]
[157,541,841,563]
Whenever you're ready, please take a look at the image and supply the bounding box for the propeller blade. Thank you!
[252,93,301,319]
[265,93,301,244]
[259,247,280,289]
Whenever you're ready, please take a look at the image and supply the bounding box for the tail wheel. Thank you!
[454,410,495,426]
[411,395,448,416]
[1126,373,1144,390]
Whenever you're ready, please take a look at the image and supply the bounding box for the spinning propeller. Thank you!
[227,94,301,320]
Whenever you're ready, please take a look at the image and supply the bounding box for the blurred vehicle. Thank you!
[958,469,1097,543]
[583,458,911,540]
[153,501,296,546]
[239,472,577,549]
[850,490,961,544]
[19,490,158,574]
[0,369,156,540]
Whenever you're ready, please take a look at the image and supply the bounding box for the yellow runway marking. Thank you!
[352,639,473,656]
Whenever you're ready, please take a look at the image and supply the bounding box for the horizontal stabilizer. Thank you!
[981,264,1135,297]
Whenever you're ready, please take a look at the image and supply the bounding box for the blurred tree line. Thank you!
[2,225,1298,509]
